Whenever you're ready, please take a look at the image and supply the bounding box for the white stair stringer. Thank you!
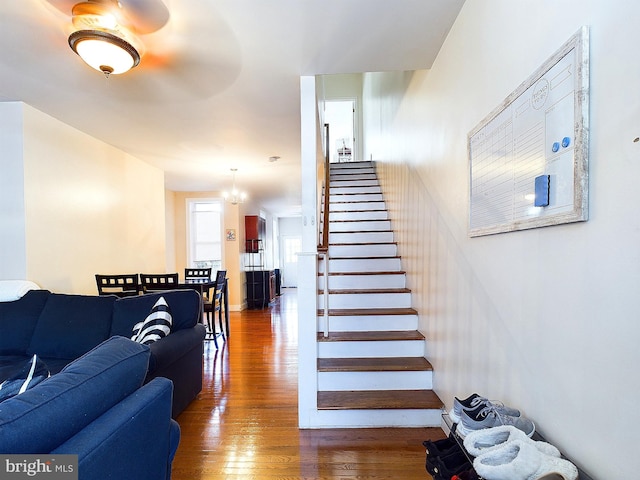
[316,161,442,427]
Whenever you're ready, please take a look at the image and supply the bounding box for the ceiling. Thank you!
[0,0,465,216]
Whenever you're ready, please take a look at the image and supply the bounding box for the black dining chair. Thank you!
[210,270,227,339]
[184,268,212,281]
[95,274,140,297]
[184,268,219,345]
[140,273,179,293]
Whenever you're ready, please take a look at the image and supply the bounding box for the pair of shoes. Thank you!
[423,436,471,480]
[457,403,535,438]
[423,435,458,458]
[424,435,460,477]
[430,448,472,480]
[450,393,520,424]
[472,439,578,480]
[463,425,559,458]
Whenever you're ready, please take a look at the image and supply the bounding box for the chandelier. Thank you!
[223,169,247,205]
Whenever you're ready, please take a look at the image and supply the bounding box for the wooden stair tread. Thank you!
[323,255,400,259]
[329,230,393,233]
[319,288,410,294]
[317,307,418,316]
[317,331,425,342]
[317,390,443,410]
[318,357,433,372]
[318,271,406,276]
[328,242,397,246]
[330,209,387,212]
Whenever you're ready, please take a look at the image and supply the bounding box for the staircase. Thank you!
[316,161,443,427]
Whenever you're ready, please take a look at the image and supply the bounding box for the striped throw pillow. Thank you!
[131,297,172,345]
[0,354,50,402]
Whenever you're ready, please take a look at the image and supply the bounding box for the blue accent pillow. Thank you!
[0,336,150,454]
[27,294,116,360]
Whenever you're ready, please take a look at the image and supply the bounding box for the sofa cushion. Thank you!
[111,289,200,337]
[27,293,116,360]
[131,296,173,345]
[0,336,150,454]
[0,290,50,355]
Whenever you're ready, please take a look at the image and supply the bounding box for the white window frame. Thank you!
[186,198,224,270]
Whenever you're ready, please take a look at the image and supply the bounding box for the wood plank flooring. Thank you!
[171,289,445,479]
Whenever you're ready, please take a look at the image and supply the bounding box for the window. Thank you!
[187,199,223,270]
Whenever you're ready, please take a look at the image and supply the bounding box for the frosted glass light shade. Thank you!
[69,30,140,75]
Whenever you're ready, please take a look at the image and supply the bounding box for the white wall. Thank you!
[1,102,167,294]
[363,1,640,478]
[0,103,27,279]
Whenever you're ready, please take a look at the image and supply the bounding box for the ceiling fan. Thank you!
[45,0,170,76]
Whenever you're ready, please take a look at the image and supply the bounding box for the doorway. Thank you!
[325,99,356,163]
[281,235,301,287]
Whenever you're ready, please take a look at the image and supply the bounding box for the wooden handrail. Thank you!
[319,123,330,251]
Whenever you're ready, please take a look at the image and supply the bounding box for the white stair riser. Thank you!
[318,340,425,358]
[318,314,419,332]
[330,162,373,168]
[318,274,406,290]
[330,179,379,187]
[329,220,391,232]
[330,193,383,202]
[330,202,386,212]
[310,409,442,428]
[330,163,376,174]
[318,371,433,391]
[330,185,381,194]
[318,292,411,309]
[329,210,388,221]
[320,257,401,273]
[328,244,397,257]
[330,173,377,181]
[329,231,394,243]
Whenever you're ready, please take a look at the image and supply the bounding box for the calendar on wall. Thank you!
[468,27,589,237]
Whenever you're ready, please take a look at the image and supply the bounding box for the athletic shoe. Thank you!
[457,403,535,438]
[449,393,520,423]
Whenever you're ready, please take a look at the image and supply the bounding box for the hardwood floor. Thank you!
[172,289,445,479]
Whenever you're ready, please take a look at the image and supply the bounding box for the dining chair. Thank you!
[95,274,140,297]
[184,268,212,281]
[210,270,227,338]
[140,273,179,293]
[185,268,219,345]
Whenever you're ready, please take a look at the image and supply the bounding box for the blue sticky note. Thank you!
[534,175,550,207]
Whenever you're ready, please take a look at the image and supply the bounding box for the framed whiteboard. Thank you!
[468,27,589,237]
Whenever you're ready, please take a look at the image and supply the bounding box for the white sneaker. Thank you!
[473,440,578,480]
[463,425,560,458]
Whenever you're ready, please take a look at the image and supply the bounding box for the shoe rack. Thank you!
[441,410,596,480]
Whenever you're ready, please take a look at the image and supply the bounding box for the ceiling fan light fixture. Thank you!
[69,29,140,76]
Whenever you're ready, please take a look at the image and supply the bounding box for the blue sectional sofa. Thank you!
[0,336,180,479]
[0,288,206,417]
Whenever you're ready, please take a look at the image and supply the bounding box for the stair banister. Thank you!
[319,123,330,337]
